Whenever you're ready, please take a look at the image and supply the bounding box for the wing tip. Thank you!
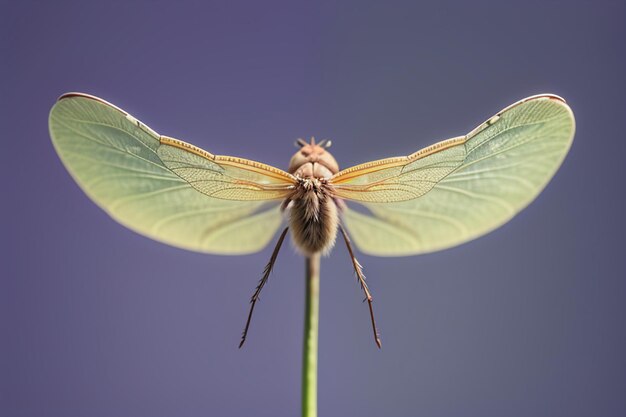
[529,94,575,133]
[55,92,130,117]
[58,92,94,101]
[522,93,567,104]
[498,93,569,116]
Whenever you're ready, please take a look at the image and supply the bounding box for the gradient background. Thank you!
[3,1,625,416]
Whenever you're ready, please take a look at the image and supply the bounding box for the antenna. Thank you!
[295,138,308,148]
[317,139,332,148]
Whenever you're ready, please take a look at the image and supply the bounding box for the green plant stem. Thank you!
[302,253,320,417]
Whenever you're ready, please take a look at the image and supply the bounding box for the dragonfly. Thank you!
[49,93,575,348]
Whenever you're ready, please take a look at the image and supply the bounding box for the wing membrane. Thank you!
[158,136,296,200]
[332,139,466,202]
[337,95,575,256]
[50,93,296,254]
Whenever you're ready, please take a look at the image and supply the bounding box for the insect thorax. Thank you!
[287,178,338,255]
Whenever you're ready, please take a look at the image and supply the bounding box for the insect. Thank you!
[49,93,575,348]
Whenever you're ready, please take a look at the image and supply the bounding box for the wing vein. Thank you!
[54,117,170,173]
[151,205,253,235]
[57,113,161,157]
[109,184,192,211]
[442,173,536,192]
[62,150,170,180]
[434,184,515,213]
[378,207,469,236]
[85,172,183,189]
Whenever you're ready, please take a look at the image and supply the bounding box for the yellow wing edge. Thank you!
[331,136,466,184]
[331,94,570,185]
[160,136,296,185]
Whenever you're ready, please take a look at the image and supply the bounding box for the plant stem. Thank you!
[302,253,320,417]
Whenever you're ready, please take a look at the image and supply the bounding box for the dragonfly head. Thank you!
[289,137,339,176]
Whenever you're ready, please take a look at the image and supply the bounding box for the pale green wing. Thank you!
[336,95,575,256]
[49,93,296,255]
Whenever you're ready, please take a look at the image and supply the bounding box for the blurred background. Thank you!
[2,1,625,416]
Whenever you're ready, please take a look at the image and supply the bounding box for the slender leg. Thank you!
[239,227,290,348]
[339,224,382,348]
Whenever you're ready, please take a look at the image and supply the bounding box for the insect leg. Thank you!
[239,227,290,348]
[339,224,382,348]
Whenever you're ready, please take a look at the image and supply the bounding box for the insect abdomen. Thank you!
[289,183,338,255]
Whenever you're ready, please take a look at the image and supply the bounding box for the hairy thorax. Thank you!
[285,139,340,255]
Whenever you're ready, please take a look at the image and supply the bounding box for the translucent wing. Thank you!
[335,95,575,256]
[49,93,296,255]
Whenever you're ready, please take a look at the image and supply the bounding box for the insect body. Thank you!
[49,93,575,348]
[287,139,339,256]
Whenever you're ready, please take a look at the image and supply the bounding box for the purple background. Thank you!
[3,1,626,416]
